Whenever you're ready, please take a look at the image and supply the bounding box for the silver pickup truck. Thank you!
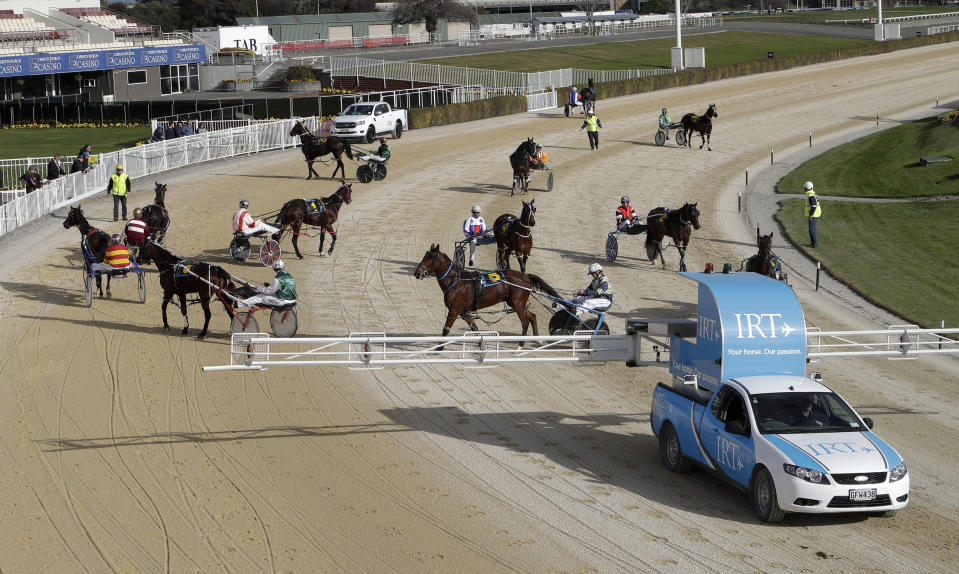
[331,102,407,143]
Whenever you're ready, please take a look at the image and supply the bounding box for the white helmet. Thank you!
[239,200,249,208]
[272,259,285,271]
[471,205,481,214]
[572,86,578,91]
[803,181,814,191]
[588,263,603,274]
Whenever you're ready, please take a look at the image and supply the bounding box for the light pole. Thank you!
[674,0,683,70]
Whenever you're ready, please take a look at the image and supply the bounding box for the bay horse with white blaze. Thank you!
[63,205,114,297]
[493,199,536,273]
[290,120,353,180]
[509,138,537,196]
[274,181,353,258]
[680,104,718,151]
[645,202,701,272]
[414,244,559,340]
[136,239,235,337]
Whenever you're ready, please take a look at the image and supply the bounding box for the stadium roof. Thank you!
[236,13,395,26]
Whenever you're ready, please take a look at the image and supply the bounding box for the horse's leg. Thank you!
[198,298,211,338]
[706,132,712,152]
[519,251,527,274]
[460,314,479,332]
[318,230,326,255]
[161,295,171,330]
[326,225,336,255]
[292,222,303,259]
[332,158,344,180]
[96,275,103,297]
[306,161,315,180]
[105,274,111,298]
[178,293,189,334]
[678,246,687,272]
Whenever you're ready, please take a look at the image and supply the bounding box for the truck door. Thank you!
[700,385,756,487]
[374,103,390,134]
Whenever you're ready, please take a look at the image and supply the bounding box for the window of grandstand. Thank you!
[160,64,198,95]
[127,70,147,85]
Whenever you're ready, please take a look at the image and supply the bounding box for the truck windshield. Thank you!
[344,105,374,116]
[751,392,865,434]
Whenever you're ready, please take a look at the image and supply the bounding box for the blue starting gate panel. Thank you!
[669,272,806,390]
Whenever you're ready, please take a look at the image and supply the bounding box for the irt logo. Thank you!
[733,313,796,339]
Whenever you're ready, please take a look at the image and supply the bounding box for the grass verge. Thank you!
[0,126,149,159]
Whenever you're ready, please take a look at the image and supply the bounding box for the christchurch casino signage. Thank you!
[0,45,205,78]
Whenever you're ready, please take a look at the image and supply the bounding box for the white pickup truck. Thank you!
[330,102,407,143]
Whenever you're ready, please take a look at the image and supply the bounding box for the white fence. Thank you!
[928,24,959,35]
[526,90,557,112]
[0,117,318,239]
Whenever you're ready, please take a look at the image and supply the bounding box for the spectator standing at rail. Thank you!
[581,111,602,150]
[196,122,208,134]
[47,153,65,180]
[804,181,822,248]
[106,164,131,221]
[20,164,42,193]
[164,121,176,140]
[151,123,164,142]
[174,121,184,138]
[73,144,92,174]
[182,121,194,136]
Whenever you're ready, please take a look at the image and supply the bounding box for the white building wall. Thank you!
[0,0,98,14]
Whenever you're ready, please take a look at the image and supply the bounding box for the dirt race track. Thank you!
[1,44,958,573]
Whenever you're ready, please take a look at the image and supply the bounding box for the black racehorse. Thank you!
[745,229,784,281]
[290,120,354,180]
[680,103,718,151]
[136,240,235,337]
[63,205,113,297]
[493,198,536,274]
[509,138,537,196]
[645,202,701,272]
[274,181,353,258]
[580,77,596,115]
[141,181,170,243]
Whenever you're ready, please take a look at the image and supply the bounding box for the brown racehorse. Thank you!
[414,244,559,340]
[141,181,170,243]
[745,229,784,280]
[509,138,536,196]
[136,239,235,337]
[274,181,353,258]
[493,198,536,273]
[680,103,718,151]
[290,120,353,180]
[645,202,701,272]
[63,205,113,297]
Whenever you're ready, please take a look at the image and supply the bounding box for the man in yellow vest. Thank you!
[804,181,822,248]
[580,111,602,150]
[106,164,131,221]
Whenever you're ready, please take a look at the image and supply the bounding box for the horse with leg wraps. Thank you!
[274,181,353,258]
[681,104,718,151]
[290,120,353,180]
[645,202,701,272]
[494,198,536,274]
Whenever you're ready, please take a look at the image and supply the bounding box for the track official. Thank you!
[581,111,602,150]
[107,164,131,222]
[804,181,821,248]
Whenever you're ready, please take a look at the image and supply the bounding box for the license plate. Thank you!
[849,488,877,501]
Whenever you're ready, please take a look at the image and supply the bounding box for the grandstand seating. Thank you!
[0,10,65,42]
[60,7,152,36]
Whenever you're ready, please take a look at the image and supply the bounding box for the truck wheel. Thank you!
[752,467,785,523]
[660,424,690,473]
[365,126,376,144]
[392,120,403,139]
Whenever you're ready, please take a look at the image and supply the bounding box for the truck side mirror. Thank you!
[862,417,874,430]
[683,374,697,386]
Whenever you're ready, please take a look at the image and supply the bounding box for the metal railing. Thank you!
[928,24,959,34]
[268,32,433,58]
[150,104,254,131]
[0,117,317,239]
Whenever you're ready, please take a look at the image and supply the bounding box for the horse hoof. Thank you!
[297,254,304,260]
[196,332,207,339]
[163,325,170,331]
[327,250,334,256]
[181,328,189,335]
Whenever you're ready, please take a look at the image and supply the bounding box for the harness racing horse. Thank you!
[645,202,701,272]
[141,181,171,243]
[136,240,235,337]
[414,244,558,341]
[745,229,783,280]
[580,78,596,115]
[493,199,536,274]
[274,181,353,258]
[63,205,114,297]
[290,120,354,180]
[680,103,718,151]
[509,138,537,196]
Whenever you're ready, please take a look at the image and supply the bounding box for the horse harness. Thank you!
[420,254,506,312]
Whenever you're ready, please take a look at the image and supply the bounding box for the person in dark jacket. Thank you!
[164,121,175,140]
[151,124,164,142]
[73,144,92,174]
[47,153,65,180]
[174,121,184,138]
[20,165,42,193]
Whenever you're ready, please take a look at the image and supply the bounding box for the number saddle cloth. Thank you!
[471,271,504,312]
[174,261,200,280]
[306,199,326,215]
[497,216,516,235]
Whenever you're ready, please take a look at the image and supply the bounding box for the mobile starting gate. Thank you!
[202,273,959,372]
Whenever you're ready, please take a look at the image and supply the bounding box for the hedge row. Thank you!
[412,31,959,129]
[408,95,527,129]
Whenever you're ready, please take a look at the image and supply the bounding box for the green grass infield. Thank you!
[0,126,148,160]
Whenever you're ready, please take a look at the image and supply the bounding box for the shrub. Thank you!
[409,96,527,129]
[286,66,317,83]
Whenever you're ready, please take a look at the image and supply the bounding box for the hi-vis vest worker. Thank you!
[110,170,129,196]
[804,181,821,248]
[584,115,600,132]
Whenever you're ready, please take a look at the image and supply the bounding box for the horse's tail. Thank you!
[275,200,294,226]
[525,273,566,306]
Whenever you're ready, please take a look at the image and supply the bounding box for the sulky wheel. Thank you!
[675,130,687,147]
[605,233,618,262]
[356,164,374,184]
[655,130,666,146]
[137,273,146,303]
[564,104,570,118]
[230,311,260,335]
[270,307,298,337]
[581,317,609,335]
[453,243,466,269]
[373,163,387,181]
[549,309,581,335]
[230,235,251,262]
[83,269,93,307]
[259,239,281,267]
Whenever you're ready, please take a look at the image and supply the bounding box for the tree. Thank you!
[391,0,477,37]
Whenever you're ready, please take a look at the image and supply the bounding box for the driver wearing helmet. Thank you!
[462,205,494,267]
[569,86,581,108]
[239,259,298,308]
[659,108,672,140]
[572,263,613,314]
[124,207,151,247]
[529,143,548,170]
[233,199,279,238]
[90,233,133,273]
[615,195,639,231]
